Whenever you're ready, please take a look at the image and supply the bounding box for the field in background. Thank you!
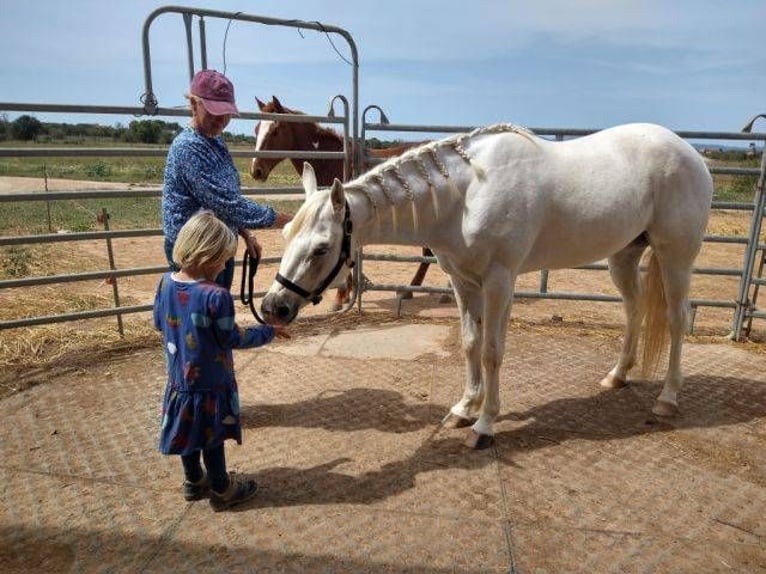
[0,149,759,236]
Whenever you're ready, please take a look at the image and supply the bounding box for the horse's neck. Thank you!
[347,125,535,247]
[347,149,470,248]
[289,125,346,186]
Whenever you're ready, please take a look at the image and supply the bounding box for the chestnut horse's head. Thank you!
[251,96,297,182]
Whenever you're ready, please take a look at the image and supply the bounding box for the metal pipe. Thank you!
[183,12,195,82]
[731,115,766,339]
[100,208,124,336]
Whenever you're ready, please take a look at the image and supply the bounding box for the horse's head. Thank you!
[251,96,295,181]
[261,162,354,324]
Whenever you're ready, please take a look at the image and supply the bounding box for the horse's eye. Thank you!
[312,246,330,258]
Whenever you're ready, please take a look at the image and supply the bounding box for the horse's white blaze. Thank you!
[262,123,713,443]
[254,120,274,152]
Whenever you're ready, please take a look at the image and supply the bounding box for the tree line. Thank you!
[0,113,412,149]
[0,114,255,145]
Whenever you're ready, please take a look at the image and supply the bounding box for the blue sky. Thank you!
[1,1,764,139]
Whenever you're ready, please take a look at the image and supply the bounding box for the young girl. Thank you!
[153,210,289,512]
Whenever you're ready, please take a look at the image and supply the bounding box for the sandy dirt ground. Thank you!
[1,178,765,572]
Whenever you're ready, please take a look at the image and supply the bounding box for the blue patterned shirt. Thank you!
[162,127,276,243]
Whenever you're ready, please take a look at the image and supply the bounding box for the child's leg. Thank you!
[181,451,204,483]
[181,451,209,501]
[202,443,228,493]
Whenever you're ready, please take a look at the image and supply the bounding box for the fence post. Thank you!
[731,144,766,340]
[99,207,124,336]
[43,165,52,233]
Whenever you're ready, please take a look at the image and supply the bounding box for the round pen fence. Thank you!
[1,105,764,340]
[1,6,765,341]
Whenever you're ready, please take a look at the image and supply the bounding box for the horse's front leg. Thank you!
[468,265,515,449]
[444,275,484,427]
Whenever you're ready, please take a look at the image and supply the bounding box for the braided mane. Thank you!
[345,123,535,209]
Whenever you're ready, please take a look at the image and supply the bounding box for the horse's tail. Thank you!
[640,250,668,377]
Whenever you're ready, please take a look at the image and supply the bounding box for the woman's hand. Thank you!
[239,230,262,259]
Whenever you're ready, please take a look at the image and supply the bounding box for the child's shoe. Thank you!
[183,473,209,501]
[209,473,258,512]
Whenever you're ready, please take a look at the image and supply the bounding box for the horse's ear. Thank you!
[272,95,284,112]
[301,162,317,197]
[330,178,345,215]
[255,97,265,110]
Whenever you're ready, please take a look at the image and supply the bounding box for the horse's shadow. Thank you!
[234,374,765,510]
[241,387,436,433]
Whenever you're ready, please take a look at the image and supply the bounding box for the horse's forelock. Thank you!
[282,191,328,242]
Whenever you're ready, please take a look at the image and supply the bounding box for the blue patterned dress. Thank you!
[153,272,275,455]
[162,127,276,245]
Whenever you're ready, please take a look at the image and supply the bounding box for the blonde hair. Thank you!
[172,210,237,270]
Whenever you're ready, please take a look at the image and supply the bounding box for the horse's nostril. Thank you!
[277,305,291,319]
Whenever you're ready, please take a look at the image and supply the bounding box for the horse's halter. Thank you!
[275,200,354,305]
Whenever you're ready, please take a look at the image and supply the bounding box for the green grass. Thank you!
[712,174,759,202]
[0,146,760,236]
[0,144,302,186]
[0,148,303,236]
[0,197,163,234]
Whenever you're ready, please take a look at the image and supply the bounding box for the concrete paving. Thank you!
[1,321,765,573]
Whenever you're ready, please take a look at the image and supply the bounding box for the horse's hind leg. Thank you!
[601,241,648,389]
[651,254,694,416]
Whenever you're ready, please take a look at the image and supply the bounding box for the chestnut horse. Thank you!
[250,96,436,310]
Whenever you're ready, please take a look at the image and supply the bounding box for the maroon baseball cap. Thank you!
[190,69,239,116]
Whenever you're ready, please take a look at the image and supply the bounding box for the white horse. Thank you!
[261,123,713,448]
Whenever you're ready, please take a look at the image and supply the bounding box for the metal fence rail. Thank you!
[0,96,352,333]
[1,102,765,339]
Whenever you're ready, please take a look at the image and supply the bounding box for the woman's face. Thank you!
[192,98,231,138]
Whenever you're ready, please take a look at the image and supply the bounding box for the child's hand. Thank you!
[272,325,291,339]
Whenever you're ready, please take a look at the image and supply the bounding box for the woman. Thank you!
[162,69,291,289]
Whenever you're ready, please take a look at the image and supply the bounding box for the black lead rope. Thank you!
[240,250,266,324]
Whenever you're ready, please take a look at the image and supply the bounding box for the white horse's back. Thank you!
[461,123,712,273]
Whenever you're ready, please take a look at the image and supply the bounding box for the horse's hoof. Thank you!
[464,431,494,450]
[652,400,679,417]
[397,291,413,300]
[439,294,453,304]
[599,373,627,389]
[441,413,476,429]
[329,303,342,312]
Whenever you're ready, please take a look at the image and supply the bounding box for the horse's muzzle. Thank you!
[250,159,266,182]
[260,293,298,325]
